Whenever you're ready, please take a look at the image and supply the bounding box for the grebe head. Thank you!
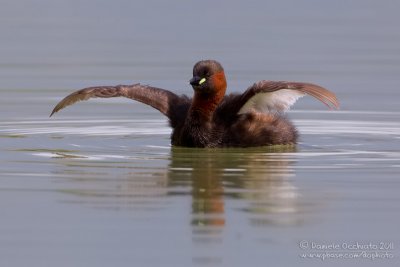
[189,60,227,96]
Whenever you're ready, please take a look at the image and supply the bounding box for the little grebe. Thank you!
[50,60,339,147]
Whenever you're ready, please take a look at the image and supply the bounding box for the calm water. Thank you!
[1,1,400,266]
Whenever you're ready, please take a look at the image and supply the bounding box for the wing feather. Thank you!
[50,84,181,118]
[237,81,339,114]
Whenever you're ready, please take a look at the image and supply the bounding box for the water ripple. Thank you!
[1,114,399,138]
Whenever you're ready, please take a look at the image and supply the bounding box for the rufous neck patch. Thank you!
[190,71,227,118]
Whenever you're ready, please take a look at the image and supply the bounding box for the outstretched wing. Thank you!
[236,80,339,114]
[50,84,184,119]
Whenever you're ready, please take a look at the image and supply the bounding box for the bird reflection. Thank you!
[168,146,300,231]
[52,145,301,229]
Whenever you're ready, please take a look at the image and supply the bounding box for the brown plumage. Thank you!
[50,60,339,147]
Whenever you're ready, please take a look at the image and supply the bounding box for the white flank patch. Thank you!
[238,89,305,114]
